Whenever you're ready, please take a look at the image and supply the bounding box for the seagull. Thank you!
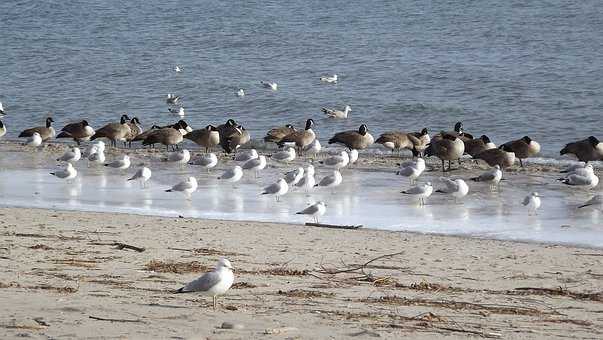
[175,258,234,310]
[128,167,152,188]
[295,165,316,193]
[167,149,191,165]
[272,147,296,162]
[304,139,321,158]
[284,167,304,186]
[105,155,131,171]
[196,153,218,172]
[175,65,182,73]
[261,178,289,202]
[166,93,181,105]
[320,150,349,170]
[471,165,503,190]
[218,165,243,185]
[166,176,198,200]
[578,195,603,209]
[234,149,258,162]
[88,147,106,166]
[236,89,245,97]
[296,201,327,223]
[322,105,350,118]
[348,149,359,166]
[559,171,599,189]
[50,162,77,182]
[57,147,81,163]
[177,107,185,117]
[316,170,343,192]
[0,120,5,138]
[260,81,278,91]
[396,158,425,184]
[83,141,105,158]
[401,182,433,206]
[25,132,42,147]
[319,74,338,84]
[0,101,4,116]
[522,192,541,215]
[436,178,469,203]
[560,162,586,173]
[242,155,267,178]
[559,164,594,179]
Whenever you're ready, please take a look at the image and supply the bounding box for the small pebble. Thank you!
[221,322,244,330]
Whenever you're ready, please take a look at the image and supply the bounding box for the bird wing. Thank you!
[403,186,425,195]
[262,182,280,194]
[478,170,496,181]
[242,158,260,169]
[522,196,530,206]
[172,180,194,191]
[130,168,143,180]
[199,155,216,166]
[298,204,319,215]
[397,166,416,177]
[565,174,591,185]
[220,168,235,179]
[319,175,335,186]
[181,271,221,293]
[439,178,458,192]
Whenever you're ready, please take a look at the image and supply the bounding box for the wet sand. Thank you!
[1,207,602,339]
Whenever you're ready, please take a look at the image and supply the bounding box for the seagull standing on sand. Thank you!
[402,182,433,206]
[261,178,289,202]
[296,165,316,193]
[296,201,327,223]
[284,167,304,186]
[166,176,198,200]
[471,165,503,190]
[196,153,218,172]
[175,258,234,310]
[320,150,349,170]
[436,178,469,203]
[578,195,603,210]
[272,147,296,162]
[25,132,42,147]
[396,158,425,185]
[88,144,106,166]
[128,167,152,188]
[105,155,131,172]
[50,163,77,182]
[260,81,278,91]
[522,192,541,215]
[218,165,243,185]
[57,147,81,163]
[320,74,338,83]
[242,155,267,178]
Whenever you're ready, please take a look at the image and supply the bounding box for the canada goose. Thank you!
[166,177,198,200]
[132,125,162,145]
[19,117,55,141]
[264,124,296,144]
[474,148,515,169]
[56,120,95,145]
[409,128,431,156]
[0,120,5,138]
[522,192,541,215]
[452,121,474,141]
[436,178,469,203]
[328,124,374,150]
[424,133,465,172]
[175,258,234,311]
[277,119,316,154]
[261,178,289,202]
[162,119,192,135]
[125,117,143,147]
[217,120,250,153]
[375,131,421,154]
[401,182,433,206]
[90,114,131,147]
[560,136,603,162]
[260,81,278,90]
[296,201,327,223]
[322,105,350,118]
[500,136,540,167]
[320,74,338,83]
[142,121,186,151]
[464,135,496,158]
[184,125,221,152]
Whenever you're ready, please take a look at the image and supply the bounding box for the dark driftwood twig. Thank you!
[114,243,145,252]
[305,222,362,230]
[89,315,143,323]
[319,251,404,275]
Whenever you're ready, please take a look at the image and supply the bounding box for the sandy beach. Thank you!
[1,207,601,339]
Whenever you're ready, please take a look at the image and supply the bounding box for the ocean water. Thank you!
[1,1,602,159]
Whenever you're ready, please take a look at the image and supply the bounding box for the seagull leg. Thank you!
[213,296,217,310]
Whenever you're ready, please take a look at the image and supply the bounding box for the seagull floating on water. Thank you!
[260,81,278,91]
[175,65,182,73]
[175,258,234,310]
[166,93,181,105]
[236,89,245,97]
[322,105,350,119]
[128,167,152,188]
[296,201,327,223]
[166,176,198,200]
[319,74,338,83]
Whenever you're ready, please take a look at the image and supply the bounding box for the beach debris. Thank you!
[305,222,362,230]
[220,321,245,330]
[264,326,299,335]
[89,315,144,323]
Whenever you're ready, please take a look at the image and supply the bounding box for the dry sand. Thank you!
[0,207,601,339]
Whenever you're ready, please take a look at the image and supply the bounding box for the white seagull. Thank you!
[175,65,182,73]
[316,170,343,192]
[50,162,77,182]
[166,176,198,200]
[83,140,105,158]
[57,147,81,163]
[197,153,218,172]
[272,147,296,162]
[236,89,245,97]
[522,192,541,215]
[105,155,131,171]
[25,132,42,147]
[0,101,4,116]
[175,258,234,310]
[167,149,191,165]
[559,164,594,179]
[560,171,599,189]
[471,165,503,190]
[242,155,267,178]
[234,149,258,162]
[177,107,185,117]
[304,139,321,158]
[260,81,278,91]
[128,167,152,188]
[261,178,289,202]
[218,165,243,184]
[436,178,469,203]
[402,182,433,206]
[560,162,586,174]
[319,74,338,83]
[166,93,181,105]
[88,146,106,166]
[348,149,359,166]
[320,150,349,170]
[296,201,327,223]
[295,165,316,193]
[284,167,304,186]
[396,158,425,184]
[322,105,350,118]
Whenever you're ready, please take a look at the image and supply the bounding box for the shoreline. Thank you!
[1,207,602,339]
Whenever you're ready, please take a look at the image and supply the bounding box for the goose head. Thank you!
[305,119,314,130]
[358,124,368,135]
[588,136,600,147]
[46,117,54,127]
[454,122,463,134]
[521,136,532,144]
[420,128,428,136]
[480,135,491,144]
